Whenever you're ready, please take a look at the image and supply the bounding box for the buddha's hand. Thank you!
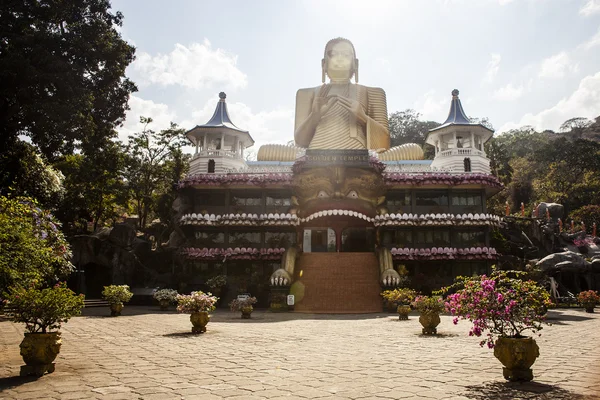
[335,96,368,125]
[311,95,337,119]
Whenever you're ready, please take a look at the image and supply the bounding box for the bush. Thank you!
[102,285,133,304]
[444,270,553,348]
[153,288,178,302]
[5,282,84,333]
[381,288,417,305]
[229,296,257,312]
[176,291,218,313]
[577,290,600,306]
[570,205,600,234]
[206,275,227,288]
[412,295,445,314]
[0,196,73,294]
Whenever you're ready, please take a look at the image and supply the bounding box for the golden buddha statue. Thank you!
[294,37,390,151]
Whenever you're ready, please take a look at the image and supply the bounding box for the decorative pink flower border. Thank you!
[181,247,286,261]
[390,247,498,260]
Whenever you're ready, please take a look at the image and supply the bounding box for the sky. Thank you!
[111,0,600,156]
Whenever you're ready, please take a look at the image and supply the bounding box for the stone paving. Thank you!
[1,307,599,399]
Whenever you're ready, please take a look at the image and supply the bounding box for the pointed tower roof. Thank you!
[428,89,493,133]
[185,92,254,147]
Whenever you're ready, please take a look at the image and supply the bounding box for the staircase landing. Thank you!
[292,252,382,313]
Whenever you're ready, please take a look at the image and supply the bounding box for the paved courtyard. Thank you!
[1,307,599,400]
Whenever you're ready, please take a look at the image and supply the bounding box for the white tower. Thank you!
[185,92,254,174]
[426,89,493,174]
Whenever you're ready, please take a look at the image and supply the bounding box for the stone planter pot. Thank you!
[241,306,253,319]
[493,336,539,382]
[19,332,62,377]
[419,312,441,335]
[583,303,595,313]
[110,302,123,317]
[190,311,210,334]
[397,305,411,320]
[159,299,170,311]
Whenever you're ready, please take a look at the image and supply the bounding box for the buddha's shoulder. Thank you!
[296,86,321,98]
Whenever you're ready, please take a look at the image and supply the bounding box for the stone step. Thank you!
[293,252,382,313]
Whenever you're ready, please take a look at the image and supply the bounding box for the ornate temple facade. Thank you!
[176,39,502,313]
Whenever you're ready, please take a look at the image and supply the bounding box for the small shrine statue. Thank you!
[294,37,390,151]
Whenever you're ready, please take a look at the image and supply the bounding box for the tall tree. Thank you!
[54,141,128,234]
[0,0,136,161]
[388,109,439,157]
[124,118,188,229]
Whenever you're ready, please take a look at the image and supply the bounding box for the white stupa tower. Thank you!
[185,92,254,174]
[426,89,493,174]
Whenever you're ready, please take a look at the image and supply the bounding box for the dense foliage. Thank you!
[0,0,136,161]
[381,288,417,305]
[177,291,218,313]
[229,296,257,312]
[0,196,73,294]
[444,270,553,348]
[412,295,445,314]
[153,288,178,302]
[5,282,85,333]
[101,285,133,304]
[577,290,599,306]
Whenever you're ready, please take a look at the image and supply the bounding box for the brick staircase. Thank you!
[292,252,383,313]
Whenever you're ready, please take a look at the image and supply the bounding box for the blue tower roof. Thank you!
[196,92,248,133]
[429,89,493,133]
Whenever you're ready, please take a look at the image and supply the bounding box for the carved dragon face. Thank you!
[291,167,385,218]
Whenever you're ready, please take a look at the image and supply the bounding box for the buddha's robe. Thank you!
[295,83,390,151]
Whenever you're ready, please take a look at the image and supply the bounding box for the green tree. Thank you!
[388,109,439,157]
[0,0,136,161]
[0,140,64,208]
[0,196,74,294]
[124,117,188,229]
[54,141,128,234]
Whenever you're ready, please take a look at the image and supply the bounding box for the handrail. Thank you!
[437,148,486,157]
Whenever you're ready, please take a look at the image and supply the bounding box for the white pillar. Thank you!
[453,132,457,149]
[221,133,225,151]
[435,140,438,156]
[202,134,207,151]
[195,140,199,155]
[471,132,475,149]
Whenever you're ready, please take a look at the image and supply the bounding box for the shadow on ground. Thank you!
[545,309,595,325]
[463,381,598,400]
[0,375,38,391]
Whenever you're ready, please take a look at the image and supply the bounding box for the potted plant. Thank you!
[412,295,445,335]
[153,288,178,311]
[577,290,600,313]
[444,270,553,382]
[4,282,85,376]
[381,288,417,320]
[206,275,227,297]
[101,285,133,316]
[229,296,258,319]
[176,291,218,333]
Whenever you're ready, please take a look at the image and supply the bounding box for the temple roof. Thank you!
[193,92,248,133]
[186,92,254,147]
[429,89,494,133]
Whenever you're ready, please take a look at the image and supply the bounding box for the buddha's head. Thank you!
[322,38,359,83]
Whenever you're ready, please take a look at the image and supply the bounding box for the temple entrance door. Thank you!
[341,227,375,252]
[302,228,336,253]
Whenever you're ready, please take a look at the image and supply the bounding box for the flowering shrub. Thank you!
[5,282,85,333]
[444,270,553,348]
[412,295,445,314]
[101,285,133,305]
[577,290,600,306]
[229,296,258,312]
[206,275,227,289]
[153,289,178,302]
[0,196,74,294]
[177,291,218,313]
[381,288,417,305]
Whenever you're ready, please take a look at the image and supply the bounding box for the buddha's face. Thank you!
[325,41,354,81]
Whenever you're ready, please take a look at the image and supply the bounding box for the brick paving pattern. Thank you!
[1,307,599,399]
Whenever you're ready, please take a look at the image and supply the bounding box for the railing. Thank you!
[193,149,240,159]
[437,148,486,158]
